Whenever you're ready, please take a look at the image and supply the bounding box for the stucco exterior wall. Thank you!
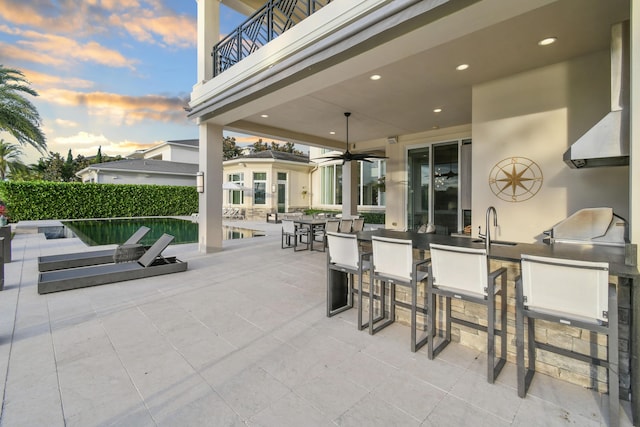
[223,161,312,219]
[472,50,629,243]
[144,145,198,164]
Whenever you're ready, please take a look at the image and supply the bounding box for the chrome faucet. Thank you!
[478,206,498,252]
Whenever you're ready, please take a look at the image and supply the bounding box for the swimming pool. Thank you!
[62,217,264,246]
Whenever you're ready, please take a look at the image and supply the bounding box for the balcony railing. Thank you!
[213,0,332,76]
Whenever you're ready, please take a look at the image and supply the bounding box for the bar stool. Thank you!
[427,244,507,383]
[370,235,429,352]
[326,232,371,330]
[516,254,618,426]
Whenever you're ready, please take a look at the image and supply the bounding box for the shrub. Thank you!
[0,181,198,222]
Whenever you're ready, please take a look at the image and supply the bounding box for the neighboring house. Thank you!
[77,138,320,220]
[76,158,198,186]
[223,150,313,219]
[187,0,636,251]
[128,139,199,163]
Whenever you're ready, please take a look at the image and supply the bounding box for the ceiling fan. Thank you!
[315,112,388,164]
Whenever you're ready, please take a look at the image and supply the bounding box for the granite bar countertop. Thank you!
[357,229,639,279]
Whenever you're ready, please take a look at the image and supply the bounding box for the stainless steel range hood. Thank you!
[563,21,630,168]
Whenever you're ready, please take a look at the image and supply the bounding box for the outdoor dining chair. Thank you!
[516,254,618,426]
[339,219,353,233]
[370,235,429,352]
[427,244,507,383]
[326,232,371,330]
[351,217,365,232]
[281,219,310,251]
[316,219,340,251]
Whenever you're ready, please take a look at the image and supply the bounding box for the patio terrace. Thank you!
[0,220,633,426]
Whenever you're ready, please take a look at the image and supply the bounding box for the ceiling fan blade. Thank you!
[351,153,387,161]
[312,154,345,161]
[317,113,389,163]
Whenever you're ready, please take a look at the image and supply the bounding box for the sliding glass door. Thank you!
[407,141,463,234]
[432,143,459,235]
[407,147,430,230]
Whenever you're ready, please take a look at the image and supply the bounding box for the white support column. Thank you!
[198,121,223,253]
[341,161,359,218]
[196,0,220,84]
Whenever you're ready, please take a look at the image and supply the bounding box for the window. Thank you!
[360,160,386,206]
[321,164,343,205]
[227,172,244,204]
[320,160,385,207]
[253,172,267,205]
[321,165,334,204]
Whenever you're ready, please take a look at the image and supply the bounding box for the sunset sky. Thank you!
[0,0,252,164]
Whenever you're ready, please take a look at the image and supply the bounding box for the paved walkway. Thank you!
[0,220,633,426]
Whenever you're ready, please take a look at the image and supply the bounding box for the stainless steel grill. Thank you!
[544,207,628,247]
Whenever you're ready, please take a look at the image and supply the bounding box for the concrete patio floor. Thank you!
[0,220,634,426]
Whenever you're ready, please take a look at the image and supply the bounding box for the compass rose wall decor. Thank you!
[489,157,543,202]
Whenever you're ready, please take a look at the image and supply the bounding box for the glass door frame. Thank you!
[276,172,287,213]
[405,139,466,233]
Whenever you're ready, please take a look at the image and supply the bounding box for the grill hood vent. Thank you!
[563,21,630,168]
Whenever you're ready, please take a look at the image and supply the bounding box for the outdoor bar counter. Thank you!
[357,229,640,423]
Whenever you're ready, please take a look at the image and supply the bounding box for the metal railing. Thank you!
[213,0,332,76]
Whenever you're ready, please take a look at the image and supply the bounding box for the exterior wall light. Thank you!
[196,171,205,193]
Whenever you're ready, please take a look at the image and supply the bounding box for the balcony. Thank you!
[213,0,332,76]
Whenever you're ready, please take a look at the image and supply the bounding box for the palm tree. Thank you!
[0,65,47,153]
[0,139,26,180]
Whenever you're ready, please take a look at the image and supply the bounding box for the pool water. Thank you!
[63,217,264,246]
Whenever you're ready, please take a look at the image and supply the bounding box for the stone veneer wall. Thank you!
[358,252,630,397]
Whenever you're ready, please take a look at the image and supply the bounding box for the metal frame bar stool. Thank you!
[326,232,371,330]
[427,243,507,383]
[369,235,429,352]
[516,254,619,427]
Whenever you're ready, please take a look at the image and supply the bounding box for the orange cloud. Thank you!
[23,69,94,90]
[54,119,79,128]
[0,1,90,34]
[108,12,195,48]
[49,131,156,158]
[11,30,137,69]
[0,42,66,67]
[0,0,195,48]
[0,1,52,29]
[39,88,189,125]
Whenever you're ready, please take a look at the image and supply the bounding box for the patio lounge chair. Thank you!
[38,233,187,294]
[38,226,152,272]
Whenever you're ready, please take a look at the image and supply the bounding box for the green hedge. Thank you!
[0,181,198,222]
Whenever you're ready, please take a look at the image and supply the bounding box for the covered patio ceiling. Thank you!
[212,0,629,151]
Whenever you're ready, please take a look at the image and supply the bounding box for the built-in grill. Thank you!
[543,207,628,247]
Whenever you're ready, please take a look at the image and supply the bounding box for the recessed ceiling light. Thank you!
[456,64,469,71]
[329,131,336,135]
[433,108,442,113]
[538,37,557,46]
[370,74,381,81]
[260,114,269,118]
